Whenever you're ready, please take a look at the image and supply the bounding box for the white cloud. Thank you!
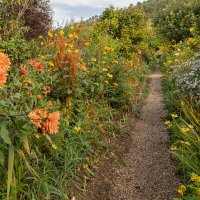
[51,0,137,9]
[50,0,143,26]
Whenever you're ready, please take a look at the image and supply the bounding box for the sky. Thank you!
[50,0,144,26]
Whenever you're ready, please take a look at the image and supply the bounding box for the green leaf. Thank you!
[67,89,72,94]
[0,100,7,106]
[0,126,12,144]
[91,85,95,92]
[7,144,14,200]
[0,150,5,166]
[13,93,21,99]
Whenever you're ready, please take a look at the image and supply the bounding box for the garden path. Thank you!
[77,66,180,200]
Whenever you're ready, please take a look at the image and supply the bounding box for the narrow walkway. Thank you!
[109,67,179,200]
[77,67,180,200]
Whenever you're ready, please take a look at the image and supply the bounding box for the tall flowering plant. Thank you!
[39,26,81,101]
[0,52,61,199]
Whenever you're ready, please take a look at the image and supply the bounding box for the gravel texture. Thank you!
[76,68,180,200]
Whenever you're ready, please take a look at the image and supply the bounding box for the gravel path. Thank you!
[76,67,180,200]
[108,67,180,200]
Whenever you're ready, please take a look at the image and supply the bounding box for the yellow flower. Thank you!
[102,68,108,72]
[34,133,40,139]
[107,73,113,78]
[188,124,194,129]
[164,120,171,125]
[74,49,79,53]
[52,144,57,150]
[170,146,178,151]
[179,141,190,145]
[70,25,74,30]
[114,82,119,87]
[197,188,200,195]
[40,42,44,46]
[102,61,106,64]
[83,164,88,169]
[84,42,90,46]
[74,33,79,39]
[171,114,178,119]
[38,35,43,39]
[67,49,72,53]
[180,101,185,106]
[91,58,97,62]
[113,60,118,64]
[178,185,186,197]
[191,174,200,182]
[68,34,74,39]
[181,128,190,133]
[74,126,81,132]
[104,47,114,52]
[69,44,73,48]
[175,53,180,56]
[48,62,55,67]
[48,31,53,38]
[188,37,194,42]
[59,29,64,35]
[104,80,109,84]
[80,65,87,72]
[190,27,194,32]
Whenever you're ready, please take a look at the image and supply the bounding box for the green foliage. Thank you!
[161,21,200,199]
[0,0,52,40]
[95,6,148,56]
[153,0,200,43]
[0,33,38,65]
[0,0,29,38]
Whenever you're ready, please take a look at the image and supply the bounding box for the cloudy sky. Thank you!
[50,0,144,26]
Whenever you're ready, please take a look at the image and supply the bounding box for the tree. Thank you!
[0,0,52,39]
[153,0,200,43]
[24,0,52,39]
[97,6,147,55]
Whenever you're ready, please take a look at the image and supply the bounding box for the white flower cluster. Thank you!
[172,59,200,100]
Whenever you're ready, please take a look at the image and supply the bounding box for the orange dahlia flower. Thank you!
[28,109,48,128]
[29,59,43,72]
[28,109,60,135]
[0,69,7,88]
[35,62,43,72]
[43,111,60,134]
[0,52,11,71]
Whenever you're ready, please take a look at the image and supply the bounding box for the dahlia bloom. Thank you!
[28,109,60,135]
[29,59,43,72]
[0,52,10,89]
[43,111,60,134]
[0,52,11,71]
[0,69,8,88]
[28,109,48,128]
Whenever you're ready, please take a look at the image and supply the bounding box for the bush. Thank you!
[154,0,200,43]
